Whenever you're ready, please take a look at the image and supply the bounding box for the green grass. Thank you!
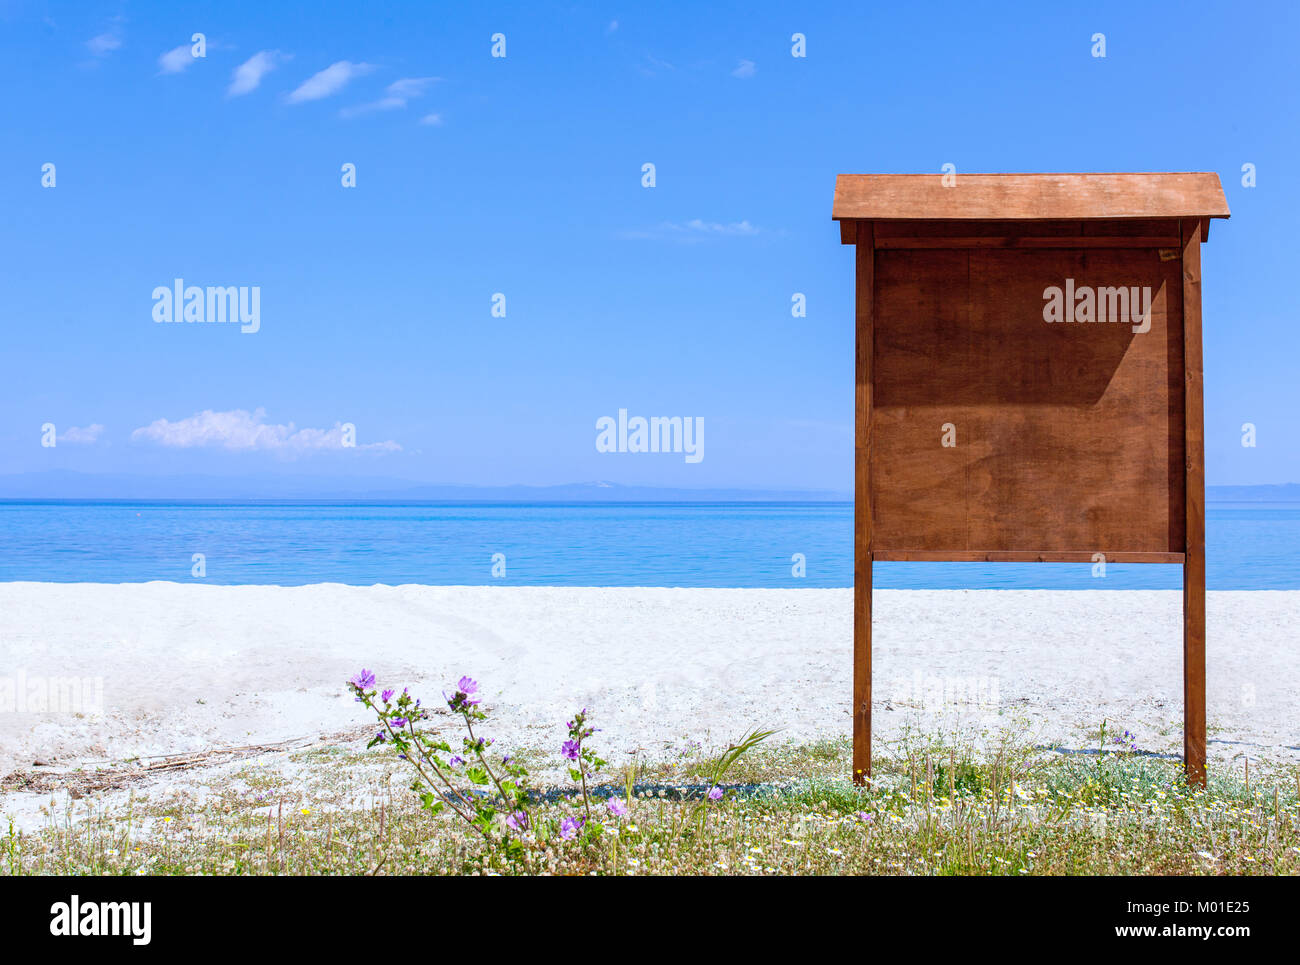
[3,729,1298,876]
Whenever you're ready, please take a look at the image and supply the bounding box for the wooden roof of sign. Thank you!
[832,173,1231,222]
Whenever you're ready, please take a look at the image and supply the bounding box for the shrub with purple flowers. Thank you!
[348,671,533,859]
[349,672,777,863]
[564,707,606,820]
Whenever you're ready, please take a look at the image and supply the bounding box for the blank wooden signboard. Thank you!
[833,173,1229,786]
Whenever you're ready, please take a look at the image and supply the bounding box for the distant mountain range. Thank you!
[0,471,1295,502]
[0,471,850,502]
[1205,484,1300,502]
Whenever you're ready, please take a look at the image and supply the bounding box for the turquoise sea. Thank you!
[0,500,1296,589]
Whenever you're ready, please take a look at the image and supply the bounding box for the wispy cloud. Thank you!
[157,44,194,75]
[61,424,104,445]
[618,219,762,242]
[131,409,400,452]
[607,20,619,34]
[85,32,121,57]
[287,61,374,104]
[340,76,440,118]
[228,50,283,97]
[732,59,756,79]
[638,54,674,77]
[418,112,443,126]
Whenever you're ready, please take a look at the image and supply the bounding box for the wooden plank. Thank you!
[833,173,1231,222]
[1181,217,1207,788]
[876,236,1179,250]
[876,551,1184,563]
[839,219,857,246]
[853,223,874,786]
[871,247,1185,555]
[874,218,1179,239]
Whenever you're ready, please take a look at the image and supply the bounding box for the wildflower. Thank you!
[457,676,481,704]
[300,808,311,816]
[505,811,528,831]
[349,669,376,691]
[559,816,583,840]
[707,786,723,801]
[607,797,628,818]
[561,740,580,761]
[391,717,409,728]
[381,688,395,703]
[449,755,464,767]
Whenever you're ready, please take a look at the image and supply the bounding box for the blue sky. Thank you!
[2,0,1297,491]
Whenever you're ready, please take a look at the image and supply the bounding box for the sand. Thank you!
[1,583,1297,797]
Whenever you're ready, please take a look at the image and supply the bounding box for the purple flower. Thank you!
[706,786,723,801]
[349,669,376,691]
[449,755,464,767]
[381,688,395,703]
[452,676,481,705]
[391,716,408,728]
[606,797,628,818]
[559,816,583,840]
[855,811,874,824]
[561,740,581,761]
[505,810,528,831]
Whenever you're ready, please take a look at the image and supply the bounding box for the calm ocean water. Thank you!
[0,500,1296,589]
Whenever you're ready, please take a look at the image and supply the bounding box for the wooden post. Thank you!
[1181,217,1207,788]
[853,222,874,785]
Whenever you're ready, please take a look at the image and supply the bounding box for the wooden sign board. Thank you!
[833,173,1230,786]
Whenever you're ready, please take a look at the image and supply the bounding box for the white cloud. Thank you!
[387,76,439,99]
[228,50,282,96]
[340,76,440,118]
[619,219,762,242]
[86,32,121,57]
[638,54,674,77]
[607,20,619,33]
[682,218,759,235]
[61,424,104,445]
[158,44,193,74]
[732,59,756,79]
[418,112,443,126]
[287,60,374,104]
[131,409,400,452]
[339,96,404,117]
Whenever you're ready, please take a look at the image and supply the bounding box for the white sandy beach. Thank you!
[2,583,1297,792]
